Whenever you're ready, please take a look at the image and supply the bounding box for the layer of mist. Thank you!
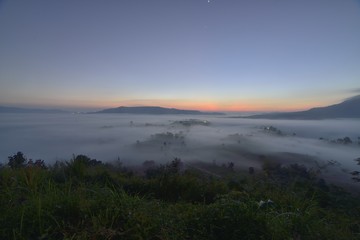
[0,113,359,186]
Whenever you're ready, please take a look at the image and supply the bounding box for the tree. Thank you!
[33,159,47,169]
[227,162,234,171]
[343,137,352,144]
[8,152,26,169]
[167,158,183,174]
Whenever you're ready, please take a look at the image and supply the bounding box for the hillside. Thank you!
[1,153,359,239]
[246,95,360,119]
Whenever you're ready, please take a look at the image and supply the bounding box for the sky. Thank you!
[0,0,359,112]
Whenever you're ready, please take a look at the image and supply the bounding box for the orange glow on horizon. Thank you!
[5,97,332,112]
[21,95,336,112]
[98,98,325,112]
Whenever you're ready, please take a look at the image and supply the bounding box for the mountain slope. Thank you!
[93,106,224,115]
[247,95,360,119]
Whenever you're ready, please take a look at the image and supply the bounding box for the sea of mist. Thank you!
[0,113,359,186]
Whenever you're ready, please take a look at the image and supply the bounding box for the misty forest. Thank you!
[0,112,360,239]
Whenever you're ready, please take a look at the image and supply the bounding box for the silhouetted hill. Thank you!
[0,106,67,114]
[93,106,224,115]
[246,95,360,119]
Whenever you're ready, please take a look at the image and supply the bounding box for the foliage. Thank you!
[8,151,27,169]
[0,153,359,239]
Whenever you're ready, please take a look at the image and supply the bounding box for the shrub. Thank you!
[8,151,26,169]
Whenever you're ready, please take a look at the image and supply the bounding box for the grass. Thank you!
[0,154,359,239]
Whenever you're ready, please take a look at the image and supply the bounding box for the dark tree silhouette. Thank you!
[343,137,352,144]
[8,152,26,169]
[168,158,183,174]
[227,162,234,171]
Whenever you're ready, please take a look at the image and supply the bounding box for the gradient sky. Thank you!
[0,0,360,111]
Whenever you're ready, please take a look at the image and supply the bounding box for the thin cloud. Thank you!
[350,88,360,94]
[343,88,360,101]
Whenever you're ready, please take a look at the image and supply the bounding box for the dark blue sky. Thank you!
[0,0,359,111]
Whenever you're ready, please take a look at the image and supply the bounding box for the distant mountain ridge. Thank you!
[246,95,360,119]
[92,106,224,115]
[0,106,67,114]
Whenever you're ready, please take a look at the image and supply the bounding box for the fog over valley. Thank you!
[1,113,359,187]
[1,1,360,237]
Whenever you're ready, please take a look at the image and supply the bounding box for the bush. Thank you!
[8,151,26,169]
[0,153,359,239]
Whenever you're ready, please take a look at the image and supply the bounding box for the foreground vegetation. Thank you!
[1,153,359,239]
